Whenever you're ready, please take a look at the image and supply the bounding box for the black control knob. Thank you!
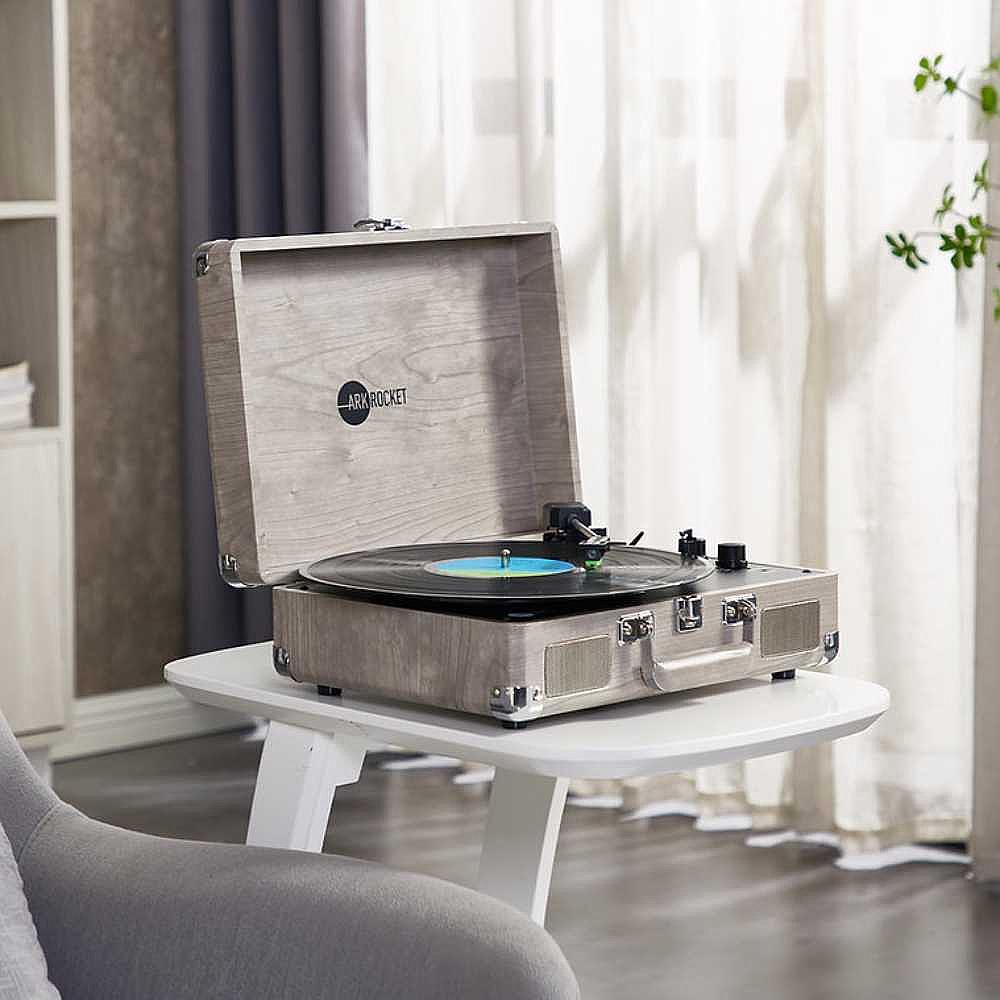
[717,542,748,571]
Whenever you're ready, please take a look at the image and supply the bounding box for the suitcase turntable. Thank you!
[195,223,839,727]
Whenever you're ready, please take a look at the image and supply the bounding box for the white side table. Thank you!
[166,643,888,926]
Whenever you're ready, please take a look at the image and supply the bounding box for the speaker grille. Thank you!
[544,635,611,696]
[761,601,821,657]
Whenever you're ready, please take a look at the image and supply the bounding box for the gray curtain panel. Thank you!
[175,0,368,653]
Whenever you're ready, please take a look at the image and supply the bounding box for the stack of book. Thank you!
[0,362,35,429]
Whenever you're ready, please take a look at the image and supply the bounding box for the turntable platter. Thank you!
[302,540,713,606]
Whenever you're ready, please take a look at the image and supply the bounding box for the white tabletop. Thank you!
[166,643,889,780]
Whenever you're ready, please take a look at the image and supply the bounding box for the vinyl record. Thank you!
[302,540,713,606]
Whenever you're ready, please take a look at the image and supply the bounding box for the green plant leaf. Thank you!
[974,158,990,200]
[919,56,930,70]
[982,84,998,115]
[887,231,931,270]
[993,288,1000,321]
[933,183,955,225]
[939,222,982,268]
[934,54,943,67]
[944,76,958,93]
[914,73,928,92]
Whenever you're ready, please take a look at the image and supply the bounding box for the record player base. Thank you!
[165,643,888,927]
[272,566,838,727]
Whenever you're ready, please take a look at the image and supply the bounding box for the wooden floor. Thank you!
[54,729,1000,1000]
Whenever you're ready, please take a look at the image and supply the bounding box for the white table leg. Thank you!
[246,720,368,852]
[476,768,569,926]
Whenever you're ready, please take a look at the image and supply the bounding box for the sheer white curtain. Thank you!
[366,0,987,851]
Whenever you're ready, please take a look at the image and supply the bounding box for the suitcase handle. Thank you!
[641,595,758,693]
[641,640,755,693]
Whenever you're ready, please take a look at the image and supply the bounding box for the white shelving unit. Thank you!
[0,0,73,758]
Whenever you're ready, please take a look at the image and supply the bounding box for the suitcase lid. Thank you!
[195,223,582,587]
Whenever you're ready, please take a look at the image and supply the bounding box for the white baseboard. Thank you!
[50,683,253,762]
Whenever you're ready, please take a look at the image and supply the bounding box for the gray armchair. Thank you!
[0,714,579,999]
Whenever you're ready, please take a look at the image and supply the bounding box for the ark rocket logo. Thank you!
[337,380,409,426]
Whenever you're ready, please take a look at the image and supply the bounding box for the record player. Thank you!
[195,222,839,727]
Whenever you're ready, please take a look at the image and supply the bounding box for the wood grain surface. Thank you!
[273,583,531,715]
[57,731,990,1000]
[273,566,837,719]
[197,225,581,585]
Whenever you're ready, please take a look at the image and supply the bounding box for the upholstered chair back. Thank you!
[0,711,60,859]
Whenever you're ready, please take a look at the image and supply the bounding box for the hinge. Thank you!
[218,552,254,588]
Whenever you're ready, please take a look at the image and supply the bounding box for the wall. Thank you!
[70,0,184,695]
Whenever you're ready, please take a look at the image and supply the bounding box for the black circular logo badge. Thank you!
[337,380,370,425]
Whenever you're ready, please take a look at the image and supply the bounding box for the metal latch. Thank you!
[618,611,655,645]
[721,594,757,626]
[823,630,840,662]
[675,595,703,632]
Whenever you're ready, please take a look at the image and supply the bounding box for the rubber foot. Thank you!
[771,669,796,681]
[501,720,528,730]
[316,685,342,697]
